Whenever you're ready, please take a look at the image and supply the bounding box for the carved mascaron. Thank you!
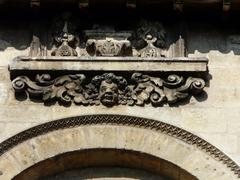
[12,72,205,107]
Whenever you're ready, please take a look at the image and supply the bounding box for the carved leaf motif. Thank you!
[12,76,46,95]
[12,73,206,107]
[149,77,163,87]
[55,76,73,86]
[135,91,149,105]
[150,88,166,106]
[164,89,188,104]
[36,74,53,85]
[42,89,53,101]
[74,94,85,104]
[56,87,71,103]
[86,39,132,57]
[65,82,77,90]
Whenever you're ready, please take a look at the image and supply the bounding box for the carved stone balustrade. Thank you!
[9,56,208,107]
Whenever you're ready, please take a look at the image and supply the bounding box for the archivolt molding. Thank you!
[0,115,239,177]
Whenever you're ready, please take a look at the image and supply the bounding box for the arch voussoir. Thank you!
[0,115,238,180]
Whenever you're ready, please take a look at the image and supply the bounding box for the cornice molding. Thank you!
[10,56,208,107]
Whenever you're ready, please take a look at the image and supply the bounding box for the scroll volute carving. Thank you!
[84,26,133,57]
[12,72,206,107]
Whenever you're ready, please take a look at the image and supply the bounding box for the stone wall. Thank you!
[0,17,240,179]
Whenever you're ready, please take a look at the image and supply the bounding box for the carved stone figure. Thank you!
[90,73,129,107]
[99,80,119,106]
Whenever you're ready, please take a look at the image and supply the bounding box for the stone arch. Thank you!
[0,115,239,180]
[13,148,196,180]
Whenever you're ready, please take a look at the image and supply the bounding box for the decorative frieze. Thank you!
[9,18,208,107]
[12,72,205,107]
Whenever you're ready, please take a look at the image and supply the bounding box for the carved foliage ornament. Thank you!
[51,19,78,57]
[12,73,205,107]
[86,38,132,57]
[85,28,133,57]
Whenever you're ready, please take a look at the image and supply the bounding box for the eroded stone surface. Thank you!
[0,16,240,180]
[0,126,237,180]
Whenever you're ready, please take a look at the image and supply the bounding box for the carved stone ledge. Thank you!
[9,56,208,107]
[10,56,208,72]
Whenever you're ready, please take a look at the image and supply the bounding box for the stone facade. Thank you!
[0,9,240,180]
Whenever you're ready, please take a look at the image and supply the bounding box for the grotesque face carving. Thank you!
[99,80,118,107]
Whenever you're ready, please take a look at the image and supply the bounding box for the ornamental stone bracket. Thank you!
[9,56,208,107]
